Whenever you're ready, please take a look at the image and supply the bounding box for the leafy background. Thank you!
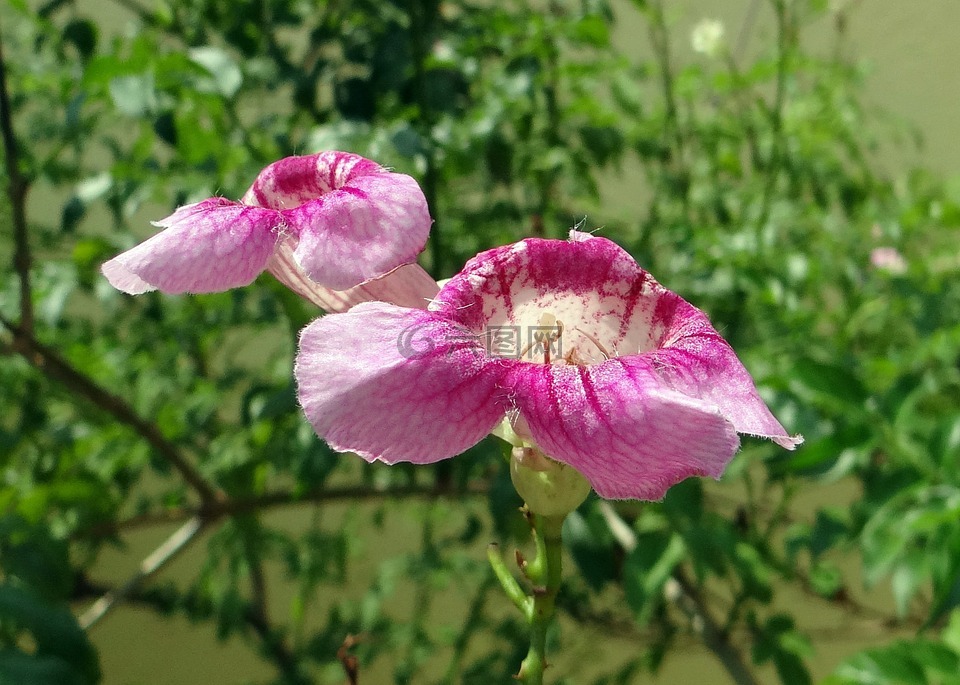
[2,0,959,683]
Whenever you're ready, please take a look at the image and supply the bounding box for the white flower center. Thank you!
[484,290,662,365]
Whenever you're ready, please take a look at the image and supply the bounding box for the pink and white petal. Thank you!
[319,263,440,312]
[288,170,431,290]
[507,357,741,500]
[432,234,660,359]
[242,151,382,207]
[267,241,438,312]
[648,295,803,449]
[101,198,281,294]
[295,303,507,463]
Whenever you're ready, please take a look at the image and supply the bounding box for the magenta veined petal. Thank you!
[643,293,802,449]
[101,198,280,294]
[506,357,740,500]
[434,232,801,449]
[288,169,432,290]
[295,302,507,464]
[245,151,432,291]
[103,151,432,302]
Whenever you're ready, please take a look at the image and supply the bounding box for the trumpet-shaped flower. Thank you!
[295,232,801,500]
[102,151,436,310]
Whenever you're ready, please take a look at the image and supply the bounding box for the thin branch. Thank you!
[238,514,309,684]
[646,0,685,160]
[734,0,762,64]
[84,481,491,537]
[441,574,495,683]
[755,0,792,243]
[246,604,310,685]
[79,517,207,629]
[668,570,763,685]
[0,31,33,334]
[1,315,222,505]
[598,502,762,685]
[407,0,443,277]
[74,572,310,682]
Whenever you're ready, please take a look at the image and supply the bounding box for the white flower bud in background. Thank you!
[691,18,726,58]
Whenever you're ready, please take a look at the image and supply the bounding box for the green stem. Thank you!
[516,514,565,685]
[487,544,527,612]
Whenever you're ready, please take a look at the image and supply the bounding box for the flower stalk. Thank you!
[490,511,566,685]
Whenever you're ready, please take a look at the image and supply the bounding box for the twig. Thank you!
[407,0,443,277]
[755,0,792,243]
[83,481,490,537]
[337,635,362,685]
[646,0,684,160]
[1,315,222,505]
[0,32,33,334]
[106,0,161,28]
[240,516,308,684]
[441,574,495,683]
[597,502,762,685]
[74,571,311,682]
[668,570,762,685]
[734,0,762,64]
[79,517,206,629]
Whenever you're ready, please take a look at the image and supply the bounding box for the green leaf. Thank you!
[0,649,86,685]
[108,73,156,116]
[63,19,98,60]
[809,561,843,598]
[565,507,617,591]
[623,532,685,624]
[570,15,610,46]
[0,516,72,600]
[0,585,100,684]
[836,644,926,685]
[188,47,243,97]
[790,357,868,408]
[810,508,848,558]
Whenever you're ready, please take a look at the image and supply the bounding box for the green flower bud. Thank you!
[510,446,591,517]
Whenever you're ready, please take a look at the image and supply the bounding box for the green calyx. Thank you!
[509,445,591,517]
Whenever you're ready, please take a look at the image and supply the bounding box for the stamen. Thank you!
[518,313,564,364]
[574,327,612,360]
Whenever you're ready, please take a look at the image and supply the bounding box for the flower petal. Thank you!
[243,151,381,207]
[436,232,801,451]
[647,294,803,449]
[317,263,440,312]
[251,153,430,290]
[266,242,439,312]
[432,233,663,363]
[507,357,741,500]
[295,303,507,463]
[101,198,280,294]
[290,174,431,289]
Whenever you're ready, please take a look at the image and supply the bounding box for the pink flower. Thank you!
[102,151,437,310]
[869,246,907,275]
[295,232,802,500]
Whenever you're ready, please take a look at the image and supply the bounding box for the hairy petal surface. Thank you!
[296,303,506,463]
[506,356,741,501]
[101,198,280,294]
[255,154,432,290]
[647,293,802,448]
[434,233,656,351]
